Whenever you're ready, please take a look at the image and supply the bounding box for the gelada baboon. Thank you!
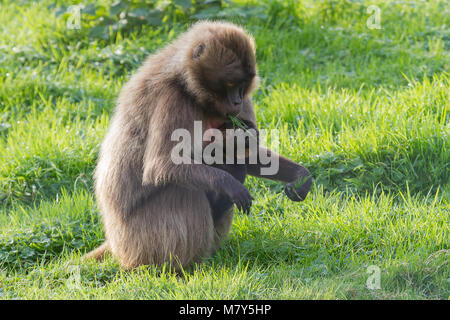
[86,21,312,269]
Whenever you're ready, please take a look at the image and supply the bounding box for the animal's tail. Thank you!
[84,241,109,261]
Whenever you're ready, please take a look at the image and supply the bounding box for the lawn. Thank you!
[0,0,448,299]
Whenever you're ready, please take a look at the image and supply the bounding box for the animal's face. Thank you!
[188,26,258,118]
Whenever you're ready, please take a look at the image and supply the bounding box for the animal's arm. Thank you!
[141,90,252,212]
[145,154,253,213]
[246,146,312,201]
[229,98,312,201]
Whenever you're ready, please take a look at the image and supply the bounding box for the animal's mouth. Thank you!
[204,118,225,146]
[206,118,227,130]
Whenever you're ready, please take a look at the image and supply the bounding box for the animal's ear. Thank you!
[193,43,205,59]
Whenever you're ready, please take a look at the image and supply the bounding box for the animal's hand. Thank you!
[284,173,312,202]
[222,182,253,214]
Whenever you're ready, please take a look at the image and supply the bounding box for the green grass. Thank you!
[0,0,448,299]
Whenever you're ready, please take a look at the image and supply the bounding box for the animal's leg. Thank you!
[104,185,215,270]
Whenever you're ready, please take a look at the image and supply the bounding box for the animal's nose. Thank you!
[232,97,242,106]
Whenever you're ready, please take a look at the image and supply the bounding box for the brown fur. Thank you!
[86,21,312,270]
